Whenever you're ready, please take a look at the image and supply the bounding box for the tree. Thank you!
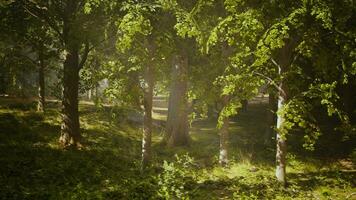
[1,0,58,110]
[112,1,166,168]
[165,40,191,146]
[159,0,207,147]
[21,26,58,112]
[189,0,356,185]
[252,0,356,185]
[204,0,264,166]
[160,0,264,160]
[23,0,108,148]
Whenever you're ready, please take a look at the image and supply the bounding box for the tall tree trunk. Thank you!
[165,53,190,146]
[142,42,155,169]
[58,1,84,148]
[264,92,277,144]
[275,38,297,186]
[275,87,287,185]
[59,47,81,148]
[37,52,45,112]
[219,95,230,166]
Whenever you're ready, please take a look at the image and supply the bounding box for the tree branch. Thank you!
[270,58,281,70]
[253,72,287,97]
[23,2,64,42]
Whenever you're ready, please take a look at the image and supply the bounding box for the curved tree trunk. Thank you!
[142,42,155,169]
[219,95,230,166]
[59,46,81,148]
[165,53,190,146]
[37,52,45,112]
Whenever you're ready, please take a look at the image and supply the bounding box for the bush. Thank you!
[158,154,197,200]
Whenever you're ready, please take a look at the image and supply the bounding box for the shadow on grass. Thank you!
[0,97,354,199]
[0,108,153,199]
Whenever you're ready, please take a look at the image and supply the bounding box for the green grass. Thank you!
[0,97,354,199]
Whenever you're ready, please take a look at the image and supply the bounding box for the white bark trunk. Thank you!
[88,89,92,100]
[275,93,287,185]
[219,95,230,166]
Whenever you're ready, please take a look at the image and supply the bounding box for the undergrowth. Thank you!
[0,100,354,199]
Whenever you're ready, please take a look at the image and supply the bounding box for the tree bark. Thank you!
[165,53,190,146]
[219,95,230,166]
[264,92,277,144]
[275,88,287,185]
[0,57,7,94]
[59,46,81,148]
[37,52,45,112]
[275,38,298,186]
[58,1,84,148]
[142,42,155,169]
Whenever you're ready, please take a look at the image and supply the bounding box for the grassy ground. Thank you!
[0,97,355,199]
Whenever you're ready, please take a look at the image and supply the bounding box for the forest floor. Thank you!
[0,96,355,199]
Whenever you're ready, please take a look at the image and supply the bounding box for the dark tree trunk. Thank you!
[264,92,277,144]
[165,53,190,146]
[58,1,84,148]
[0,57,7,94]
[241,99,248,112]
[59,47,81,148]
[142,42,155,169]
[37,52,45,112]
[219,95,230,166]
[341,83,354,117]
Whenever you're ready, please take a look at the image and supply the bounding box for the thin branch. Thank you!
[253,72,287,97]
[291,54,299,66]
[23,2,64,42]
[77,33,117,69]
[270,58,281,69]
